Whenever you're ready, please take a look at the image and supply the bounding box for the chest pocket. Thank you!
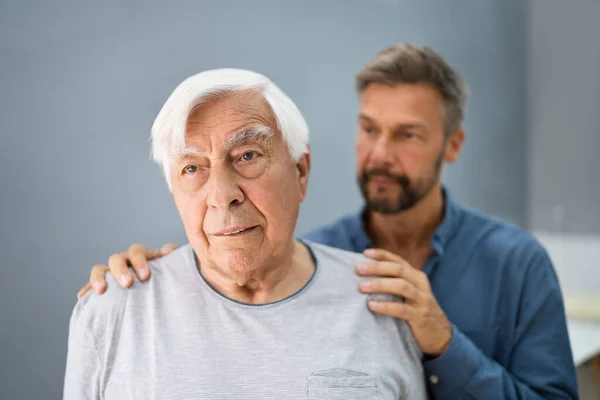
[307,369,383,400]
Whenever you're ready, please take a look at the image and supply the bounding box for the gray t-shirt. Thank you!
[63,240,427,400]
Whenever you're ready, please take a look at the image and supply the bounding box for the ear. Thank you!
[296,148,311,202]
[444,128,465,163]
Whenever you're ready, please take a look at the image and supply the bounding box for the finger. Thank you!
[368,300,415,320]
[77,282,92,299]
[128,253,151,281]
[160,243,178,255]
[363,248,403,262]
[359,278,419,301]
[130,243,178,282]
[357,260,425,289]
[356,261,404,277]
[128,243,168,281]
[108,253,134,288]
[128,242,164,260]
[90,265,109,293]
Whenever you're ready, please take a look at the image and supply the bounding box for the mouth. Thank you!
[213,226,258,237]
[369,176,396,186]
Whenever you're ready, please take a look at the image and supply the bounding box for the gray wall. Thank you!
[0,0,528,398]
[527,4,600,396]
[527,0,600,234]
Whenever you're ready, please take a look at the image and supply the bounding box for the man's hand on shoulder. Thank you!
[356,248,452,357]
[77,243,179,299]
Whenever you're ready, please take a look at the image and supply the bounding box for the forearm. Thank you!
[423,325,576,400]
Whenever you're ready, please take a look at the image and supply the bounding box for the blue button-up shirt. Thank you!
[302,189,578,399]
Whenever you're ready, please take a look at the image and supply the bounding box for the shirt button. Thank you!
[430,375,439,384]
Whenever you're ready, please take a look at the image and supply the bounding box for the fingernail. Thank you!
[93,282,104,292]
[357,264,368,273]
[364,249,376,256]
[138,268,148,279]
[120,274,131,285]
[360,281,372,289]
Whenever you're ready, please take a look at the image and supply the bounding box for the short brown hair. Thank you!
[356,43,469,135]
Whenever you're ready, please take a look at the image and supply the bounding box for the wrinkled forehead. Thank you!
[185,91,278,144]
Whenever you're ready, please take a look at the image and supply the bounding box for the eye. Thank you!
[184,165,198,174]
[363,126,376,134]
[240,151,258,162]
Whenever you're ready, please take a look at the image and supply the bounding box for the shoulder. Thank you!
[302,239,372,286]
[463,207,546,258]
[455,205,555,279]
[305,239,370,264]
[71,244,194,332]
[71,276,128,332]
[302,212,363,251]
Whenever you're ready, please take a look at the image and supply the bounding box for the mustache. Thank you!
[360,168,410,187]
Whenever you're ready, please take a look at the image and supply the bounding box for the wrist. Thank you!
[424,325,453,359]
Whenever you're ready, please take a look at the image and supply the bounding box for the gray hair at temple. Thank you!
[356,42,469,136]
[150,68,310,190]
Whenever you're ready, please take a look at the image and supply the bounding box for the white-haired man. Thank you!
[62,68,428,399]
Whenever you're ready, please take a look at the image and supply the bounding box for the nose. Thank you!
[205,165,245,210]
[369,134,395,166]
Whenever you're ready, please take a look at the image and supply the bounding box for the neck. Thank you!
[367,184,445,255]
[198,240,315,304]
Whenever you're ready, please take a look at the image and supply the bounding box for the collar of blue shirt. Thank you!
[347,186,462,259]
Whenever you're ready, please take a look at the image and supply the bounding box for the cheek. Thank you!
[256,181,294,214]
[400,148,421,164]
[247,176,299,230]
[395,151,420,175]
[417,146,442,169]
[396,147,436,179]
[173,190,207,233]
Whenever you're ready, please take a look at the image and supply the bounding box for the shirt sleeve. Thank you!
[63,302,103,400]
[422,247,579,400]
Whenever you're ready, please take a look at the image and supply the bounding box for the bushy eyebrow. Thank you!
[173,124,274,160]
[224,124,273,150]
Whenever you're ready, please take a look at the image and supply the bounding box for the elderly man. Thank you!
[63,68,427,399]
[78,43,579,399]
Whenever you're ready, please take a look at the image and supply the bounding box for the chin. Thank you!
[218,248,262,275]
[368,195,398,208]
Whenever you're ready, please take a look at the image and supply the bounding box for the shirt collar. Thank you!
[430,187,461,257]
[349,209,374,252]
[351,186,462,257]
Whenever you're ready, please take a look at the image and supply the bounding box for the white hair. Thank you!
[150,68,310,190]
